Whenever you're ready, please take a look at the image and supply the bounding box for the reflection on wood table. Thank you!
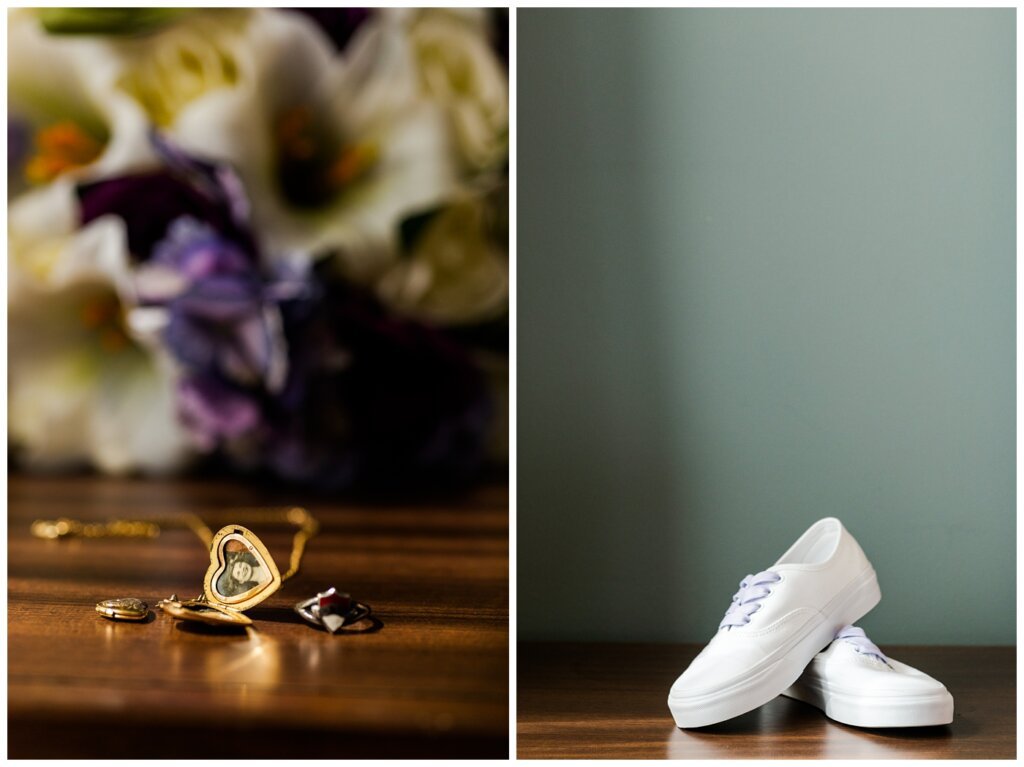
[518,642,1015,759]
[9,475,509,759]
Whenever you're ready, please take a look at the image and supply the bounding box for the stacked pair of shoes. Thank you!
[668,518,954,729]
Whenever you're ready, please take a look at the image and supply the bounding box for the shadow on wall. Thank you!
[518,10,694,642]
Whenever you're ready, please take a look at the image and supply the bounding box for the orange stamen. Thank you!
[81,296,130,354]
[328,143,378,188]
[25,122,103,184]
[276,107,317,161]
[80,299,115,328]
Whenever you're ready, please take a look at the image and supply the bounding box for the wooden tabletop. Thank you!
[8,474,508,759]
[518,641,1015,759]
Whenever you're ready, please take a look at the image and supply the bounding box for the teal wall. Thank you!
[518,9,1015,645]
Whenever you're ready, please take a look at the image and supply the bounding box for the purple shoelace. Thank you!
[719,570,781,630]
[836,625,891,666]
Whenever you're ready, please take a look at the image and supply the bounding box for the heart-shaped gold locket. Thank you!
[204,525,282,609]
[160,525,282,626]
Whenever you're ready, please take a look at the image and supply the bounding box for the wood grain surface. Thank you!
[518,641,1015,759]
[8,475,509,759]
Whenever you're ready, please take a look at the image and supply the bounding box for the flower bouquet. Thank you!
[8,8,509,489]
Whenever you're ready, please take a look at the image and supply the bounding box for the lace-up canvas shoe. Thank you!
[782,625,954,727]
[668,518,880,728]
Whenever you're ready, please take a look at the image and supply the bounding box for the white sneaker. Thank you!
[782,625,954,727]
[668,517,881,728]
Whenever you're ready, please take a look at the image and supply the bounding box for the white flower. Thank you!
[376,192,508,326]
[8,182,192,474]
[109,9,256,129]
[7,10,154,197]
[397,9,508,175]
[97,9,457,283]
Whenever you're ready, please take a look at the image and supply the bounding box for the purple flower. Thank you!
[177,375,261,451]
[140,217,305,393]
[151,214,251,278]
[77,135,315,456]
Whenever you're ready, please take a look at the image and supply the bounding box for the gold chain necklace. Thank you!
[32,506,318,583]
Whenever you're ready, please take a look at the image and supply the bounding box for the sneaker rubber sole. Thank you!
[783,673,954,727]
